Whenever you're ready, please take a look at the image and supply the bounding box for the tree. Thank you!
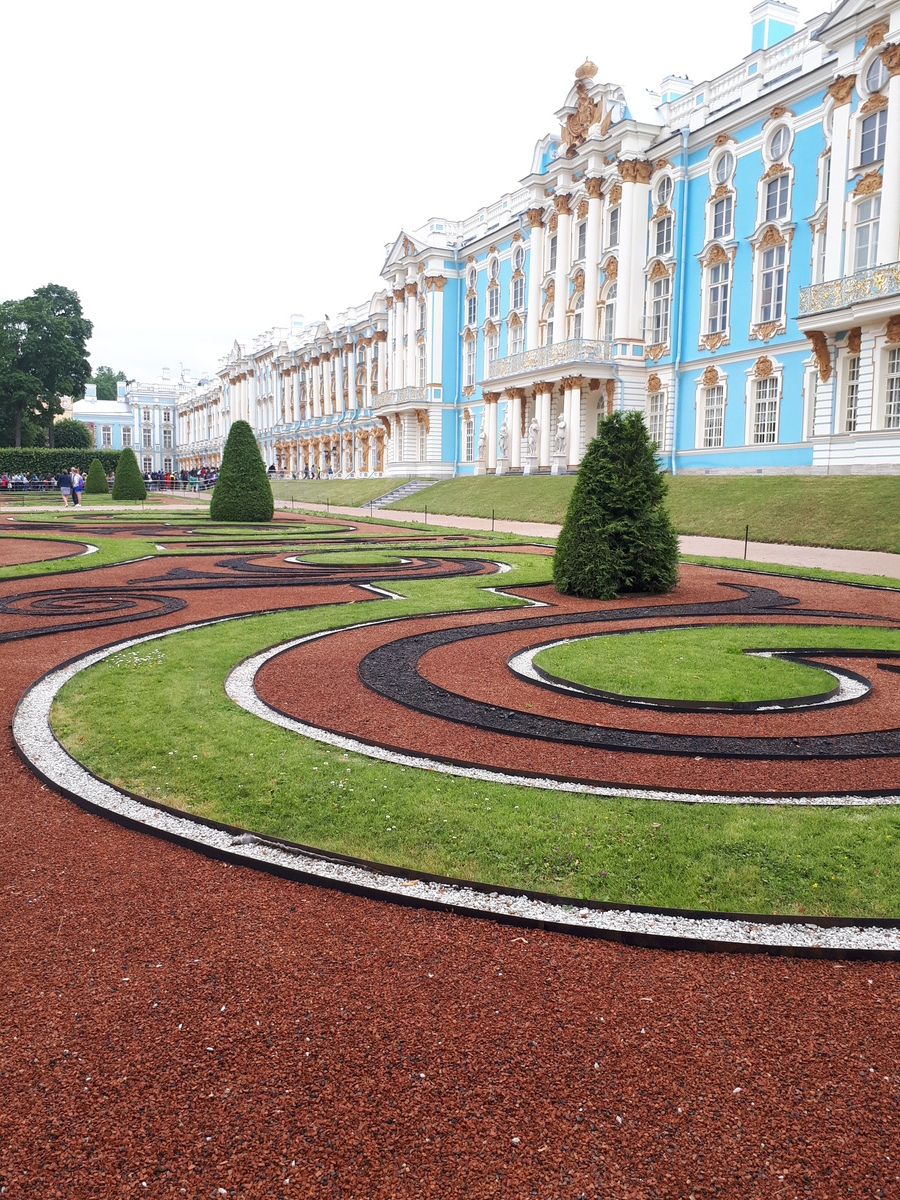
[210,420,274,522]
[553,411,679,601]
[53,418,94,450]
[0,285,92,448]
[84,458,109,494]
[111,446,147,501]
[0,299,42,447]
[92,365,129,403]
[22,285,93,448]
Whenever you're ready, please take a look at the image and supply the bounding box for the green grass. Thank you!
[534,624,900,704]
[51,552,900,918]
[680,553,900,590]
[384,473,900,554]
[0,534,159,579]
[272,478,414,507]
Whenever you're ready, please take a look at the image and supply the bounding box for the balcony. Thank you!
[799,262,900,317]
[372,386,426,410]
[487,339,613,382]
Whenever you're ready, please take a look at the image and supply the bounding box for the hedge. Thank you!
[0,448,120,476]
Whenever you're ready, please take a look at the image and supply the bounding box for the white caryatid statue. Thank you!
[554,414,567,455]
[498,419,509,460]
[477,425,487,462]
[526,417,539,456]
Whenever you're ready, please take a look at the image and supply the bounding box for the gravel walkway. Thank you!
[2,518,899,1197]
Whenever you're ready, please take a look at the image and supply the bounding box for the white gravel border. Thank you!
[12,618,900,955]
[508,639,871,710]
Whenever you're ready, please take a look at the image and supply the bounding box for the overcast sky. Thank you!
[2,0,830,384]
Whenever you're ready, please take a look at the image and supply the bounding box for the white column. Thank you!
[525,209,545,351]
[537,388,551,468]
[509,389,522,470]
[347,343,357,411]
[568,380,583,466]
[561,384,572,456]
[824,78,854,280]
[615,161,652,342]
[878,52,900,263]
[583,180,603,340]
[486,394,499,471]
[365,341,375,403]
[393,290,405,388]
[552,195,572,345]
[405,283,418,387]
[430,278,445,385]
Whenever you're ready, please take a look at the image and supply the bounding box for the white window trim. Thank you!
[749,227,792,336]
[699,247,734,346]
[847,192,882,275]
[694,372,728,449]
[743,360,783,445]
[707,190,736,243]
[646,387,668,453]
[835,348,862,434]
[872,335,900,430]
[854,106,888,170]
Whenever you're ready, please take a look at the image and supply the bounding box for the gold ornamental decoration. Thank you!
[759,225,786,249]
[526,208,544,229]
[553,194,572,216]
[649,260,672,281]
[604,257,618,282]
[853,171,883,196]
[762,161,788,180]
[883,44,900,77]
[701,366,720,387]
[848,327,862,354]
[886,316,900,344]
[861,93,888,115]
[701,333,727,352]
[753,322,781,342]
[647,374,662,393]
[604,379,615,414]
[865,21,889,49]
[754,357,774,379]
[576,199,589,220]
[559,80,603,151]
[585,177,603,199]
[618,159,653,185]
[805,331,832,381]
[827,75,855,106]
[609,184,622,205]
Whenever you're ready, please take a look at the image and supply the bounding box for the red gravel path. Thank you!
[0,537,88,565]
[256,568,900,796]
[1,539,899,1196]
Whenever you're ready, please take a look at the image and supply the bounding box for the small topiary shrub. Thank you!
[84,458,109,494]
[210,420,274,522]
[553,410,679,601]
[111,446,147,501]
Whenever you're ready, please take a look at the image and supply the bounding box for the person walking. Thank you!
[71,467,84,506]
[57,469,73,508]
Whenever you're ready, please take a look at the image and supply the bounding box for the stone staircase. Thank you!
[369,478,441,510]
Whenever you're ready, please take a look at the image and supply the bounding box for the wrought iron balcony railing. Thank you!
[798,262,900,316]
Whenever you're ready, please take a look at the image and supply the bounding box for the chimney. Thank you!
[660,74,694,103]
[750,1,800,52]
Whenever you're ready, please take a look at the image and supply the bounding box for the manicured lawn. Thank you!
[383,473,900,554]
[52,551,900,918]
[0,534,159,579]
[272,478,413,507]
[534,624,900,704]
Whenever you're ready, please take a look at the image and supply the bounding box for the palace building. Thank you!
[172,0,900,478]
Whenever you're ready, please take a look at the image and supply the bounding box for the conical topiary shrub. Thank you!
[209,420,274,522]
[552,410,679,601]
[111,446,147,501]
[84,457,109,494]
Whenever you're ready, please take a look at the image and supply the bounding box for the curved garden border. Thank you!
[12,619,900,960]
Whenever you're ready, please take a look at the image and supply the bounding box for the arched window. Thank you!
[602,283,617,342]
[542,302,555,346]
[572,292,584,340]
